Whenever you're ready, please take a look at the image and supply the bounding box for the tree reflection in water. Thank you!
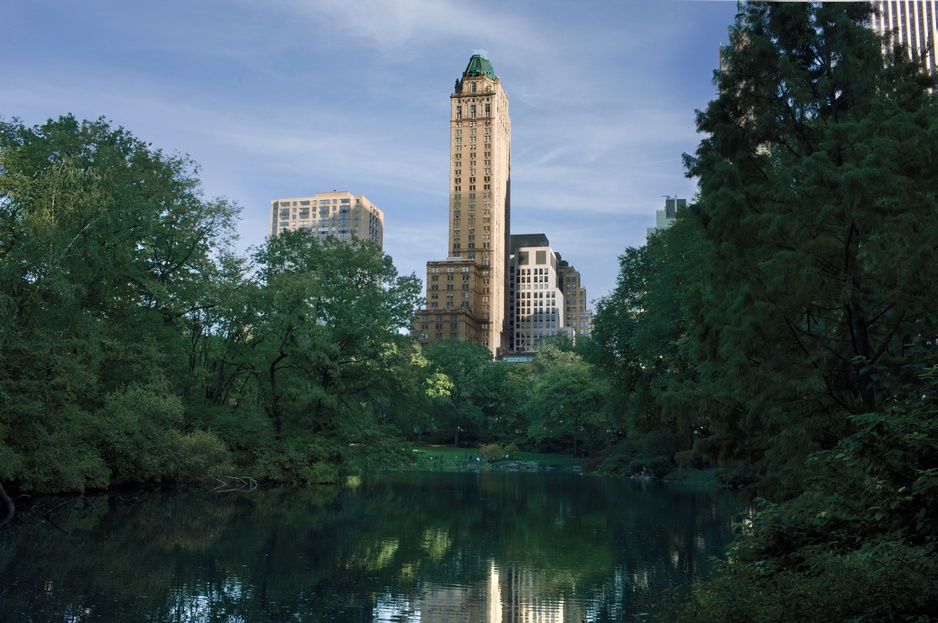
[0,472,741,622]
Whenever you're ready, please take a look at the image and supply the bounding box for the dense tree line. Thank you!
[0,115,430,492]
[0,115,613,497]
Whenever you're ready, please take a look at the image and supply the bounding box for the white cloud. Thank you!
[268,0,546,59]
[2,0,738,301]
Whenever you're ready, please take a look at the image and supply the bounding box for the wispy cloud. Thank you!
[269,0,546,59]
[2,0,738,299]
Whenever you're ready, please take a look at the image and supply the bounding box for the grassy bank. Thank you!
[409,446,587,472]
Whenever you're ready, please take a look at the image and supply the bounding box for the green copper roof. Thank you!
[463,54,496,80]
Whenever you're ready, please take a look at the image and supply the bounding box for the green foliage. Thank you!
[522,353,609,457]
[423,340,494,446]
[243,232,422,441]
[91,382,231,485]
[590,215,701,469]
[479,442,518,462]
[657,356,938,622]
[676,1,938,493]
[0,115,240,492]
[169,430,233,481]
[599,429,681,477]
[0,114,432,493]
[93,382,184,484]
[651,3,938,618]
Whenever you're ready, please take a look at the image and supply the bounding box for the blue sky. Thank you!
[2,0,739,301]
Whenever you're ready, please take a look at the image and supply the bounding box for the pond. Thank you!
[0,471,742,622]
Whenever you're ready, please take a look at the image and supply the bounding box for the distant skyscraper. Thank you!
[415,53,512,356]
[269,190,384,249]
[558,258,592,340]
[647,196,685,239]
[872,1,938,73]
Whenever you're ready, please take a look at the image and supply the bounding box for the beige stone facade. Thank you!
[415,54,511,356]
[269,190,384,249]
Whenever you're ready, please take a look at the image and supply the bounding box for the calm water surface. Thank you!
[0,472,742,622]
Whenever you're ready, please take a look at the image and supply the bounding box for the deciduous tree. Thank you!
[236,232,422,480]
[423,340,493,447]
[0,115,237,491]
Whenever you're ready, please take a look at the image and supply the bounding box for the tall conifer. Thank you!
[681,2,938,492]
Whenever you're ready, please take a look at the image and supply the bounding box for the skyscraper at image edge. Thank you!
[872,1,938,74]
[415,53,512,356]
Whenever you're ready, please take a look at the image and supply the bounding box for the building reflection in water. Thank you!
[374,561,598,623]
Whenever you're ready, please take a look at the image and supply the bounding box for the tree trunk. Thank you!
[0,482,14,528]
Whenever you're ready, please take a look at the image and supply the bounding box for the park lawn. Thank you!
[512,451,586,468]
[411,445,586,470]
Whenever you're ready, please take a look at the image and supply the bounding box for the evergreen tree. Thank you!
[680,1,938,493]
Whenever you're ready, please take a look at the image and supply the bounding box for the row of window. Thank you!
[453,155,493,166]
[453,185,492,192]
[429,284,473,291]
[275,198,354,207]
[453,192,490,200]
[452,136,492,144]
[455,102,492,118]
[452,201,492,208]
[431,274,473,282]
[453,210,492,219]
[453,169,492,176]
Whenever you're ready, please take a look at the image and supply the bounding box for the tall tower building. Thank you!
[415,53,511,356]
[270,190,384,249]
[872,1,938,73]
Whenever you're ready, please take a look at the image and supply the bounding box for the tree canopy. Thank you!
[0,115,425,491]
[0,115,238,491]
